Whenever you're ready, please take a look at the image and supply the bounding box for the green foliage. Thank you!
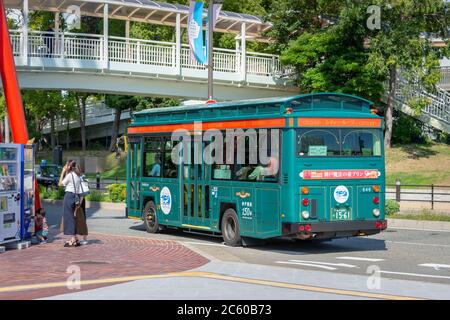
[85,190,110,202]
[38,186,65,200]
[392,112,425,144]
[134,97,180,112]
[385,200,400,216]
[107,184,127,203]
[274,0,449,146]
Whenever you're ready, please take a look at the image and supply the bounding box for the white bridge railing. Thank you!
[395,76,450,127]
[10,30,286,81]
[440,67,450,89]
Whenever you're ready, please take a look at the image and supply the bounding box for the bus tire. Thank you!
[221,208,242,247]
[143,201,159,234]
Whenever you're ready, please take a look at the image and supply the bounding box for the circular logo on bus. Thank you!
[334,185,349,204]
[160,187,172,215]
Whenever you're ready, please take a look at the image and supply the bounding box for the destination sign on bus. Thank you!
[300,169,380,180]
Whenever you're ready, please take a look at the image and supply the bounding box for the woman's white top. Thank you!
[61,172,82,194]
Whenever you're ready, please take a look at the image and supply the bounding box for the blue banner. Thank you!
[188,1,207,64]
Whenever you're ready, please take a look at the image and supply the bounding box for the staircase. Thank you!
[390,73,450,134]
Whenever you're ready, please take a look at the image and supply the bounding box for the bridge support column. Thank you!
[103,4,109,69]
[125,20,130,60]
[240,22,246,83]
[175,13,181,76]
[21,0,28,65]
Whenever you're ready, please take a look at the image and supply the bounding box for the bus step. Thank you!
[184,229,223,238]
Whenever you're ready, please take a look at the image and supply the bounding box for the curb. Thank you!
[42,199,126,210]
[387,218,450,232]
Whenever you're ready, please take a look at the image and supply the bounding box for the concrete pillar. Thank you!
[103,4,109,68]
[175,13,181,75]
[240,23,246,82]
[22,0,28,65]
[125,20,130,60]
[4,112,10,143]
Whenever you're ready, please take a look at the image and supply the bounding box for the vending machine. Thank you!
[0,144,35,244]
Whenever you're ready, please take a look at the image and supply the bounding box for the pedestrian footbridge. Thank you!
[8,29,295,100]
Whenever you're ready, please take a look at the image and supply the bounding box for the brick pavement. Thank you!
[0,232,209,300]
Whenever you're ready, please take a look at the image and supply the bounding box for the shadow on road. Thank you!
[129,222,387,254]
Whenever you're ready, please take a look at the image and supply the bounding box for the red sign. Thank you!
[301,169,380,180]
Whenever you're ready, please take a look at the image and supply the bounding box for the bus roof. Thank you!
[131,93,376,127]
[134,93,373,115]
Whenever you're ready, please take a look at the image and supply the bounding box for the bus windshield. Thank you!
[297,128,382,157]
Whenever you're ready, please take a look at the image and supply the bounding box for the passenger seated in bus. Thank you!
[149,156,161,177]
[235,166,254,180]
[248,157,278,181]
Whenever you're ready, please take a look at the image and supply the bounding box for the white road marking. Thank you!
[380,270,450,280]
[183,241,227,247]
[388,227,450,233]
[336,257,385,262]
[275,261,337,270]
[418,263,450,271]
[288,260,358,268]
[386,241,450,248]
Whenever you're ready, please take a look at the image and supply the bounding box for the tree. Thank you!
[60,92,78,150]
[275,1,449,148]
[104,95,138,152]
[364,0,449,148]
[22,90,66,150]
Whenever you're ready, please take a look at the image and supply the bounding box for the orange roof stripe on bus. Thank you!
[128,118,286,134]
[298,118,381,128]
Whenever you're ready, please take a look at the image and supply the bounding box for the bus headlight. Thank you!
[373,208,380,217]
[301,211,310,219]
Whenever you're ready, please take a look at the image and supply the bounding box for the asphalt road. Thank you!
[44,203,450,288]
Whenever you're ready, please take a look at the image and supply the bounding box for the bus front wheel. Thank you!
[221,208,242,247]
[143,201,159,233]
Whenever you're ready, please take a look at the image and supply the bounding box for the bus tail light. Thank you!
[298,224,312,232]
[301,186,309,195]
[373,196,380,205]
[373,185,380,193]
[375,221,382,229]
[302,198,309,206]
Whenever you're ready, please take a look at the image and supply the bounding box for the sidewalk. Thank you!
[387,218,450,232]
[0,232,208,300]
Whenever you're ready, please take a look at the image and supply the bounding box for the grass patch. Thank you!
[386,143,450,185]
[389,210,450,222]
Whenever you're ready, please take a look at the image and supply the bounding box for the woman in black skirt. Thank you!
[58,160,82,247]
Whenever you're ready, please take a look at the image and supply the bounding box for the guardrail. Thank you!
[386,183,450,209]
[9,30,285,78]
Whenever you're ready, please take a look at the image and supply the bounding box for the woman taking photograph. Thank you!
[58,160,82,247]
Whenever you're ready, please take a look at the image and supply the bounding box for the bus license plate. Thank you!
[333,208,351,221]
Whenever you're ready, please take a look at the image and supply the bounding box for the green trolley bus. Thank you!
[126,93,387,246]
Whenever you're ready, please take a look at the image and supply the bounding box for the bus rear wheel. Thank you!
[143,201,159,233]
[221,208,242,247]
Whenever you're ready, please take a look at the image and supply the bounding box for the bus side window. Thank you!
[143,136,163,177]
[144,151,162,177]
[163,139,178,178]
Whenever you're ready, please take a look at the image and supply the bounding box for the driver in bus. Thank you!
[149,156,161,177]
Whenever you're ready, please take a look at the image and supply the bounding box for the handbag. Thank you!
[80,175,90,196]
[74,206,88,235]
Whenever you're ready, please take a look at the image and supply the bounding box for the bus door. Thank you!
[127,138,142,218]
[180,140,211,230]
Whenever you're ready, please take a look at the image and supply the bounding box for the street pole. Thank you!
[207,0,214,100]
